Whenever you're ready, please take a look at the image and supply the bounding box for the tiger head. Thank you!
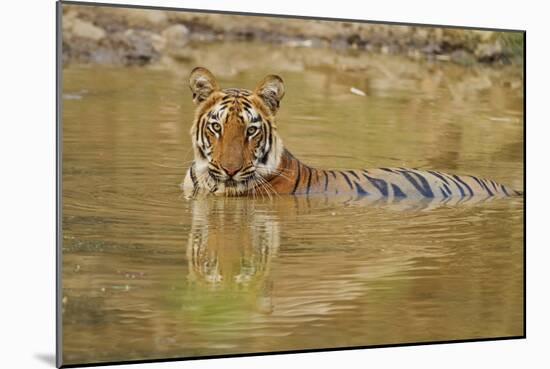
[188,67,285,195]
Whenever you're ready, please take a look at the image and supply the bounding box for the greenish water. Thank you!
[61,43,524,365]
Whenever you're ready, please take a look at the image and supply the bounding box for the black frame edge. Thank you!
[56,1,64,368]
[60,335,526,368]
[522,30,527,339]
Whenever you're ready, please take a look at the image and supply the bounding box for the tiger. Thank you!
[182,67,522,200]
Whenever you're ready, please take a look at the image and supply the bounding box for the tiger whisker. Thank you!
[257,179,269,200]
[258,167,293,181]
[254,174,277,200]
[262,179,279,199]
[250,175,262,199]
[265,181,279,199]
[270,171,292,181]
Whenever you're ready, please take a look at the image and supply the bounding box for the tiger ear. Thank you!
[189,67,219,105]
[255,75,285,114]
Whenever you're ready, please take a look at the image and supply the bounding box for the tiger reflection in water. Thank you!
[186,197,280,312]
[184,191,509,316]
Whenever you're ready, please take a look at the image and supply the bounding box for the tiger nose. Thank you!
[222,165,242,177]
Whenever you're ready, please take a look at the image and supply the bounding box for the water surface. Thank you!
[62,43,524,365]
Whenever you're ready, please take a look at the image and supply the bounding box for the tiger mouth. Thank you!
[210,176,250,191]
[208,170,256,185]
[205,168,266,195]
[224,179,238,187]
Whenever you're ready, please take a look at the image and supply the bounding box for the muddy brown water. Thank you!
[61,43,523,365]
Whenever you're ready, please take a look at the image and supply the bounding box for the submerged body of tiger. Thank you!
[182,67,521,199]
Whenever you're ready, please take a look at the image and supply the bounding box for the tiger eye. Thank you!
[211,123,222,132]
[247,126,258,136]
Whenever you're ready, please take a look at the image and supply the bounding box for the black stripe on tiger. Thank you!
[197,146,207,160]
[305,166,313,195]
[482,179,495,196]
[440,172,465,197]
[428,170,450,185]
[259,121,272,165]
[195,115,202,144]
[391,183,407,198]
[219,101,232,109]
[354,181,370,196]
[484,179,497,195]
[454,175,476,196]
[472,176,491,195]
[190,164,198,187]
[266,122,273,158]
[363,173,389,197]
[397,169,434,197]
[250,115,262,124]
[347,171,360,180]
[323,171,329,192]
[291,163,301,195]
[501,184,510,196]
[469,175,493,196]
[203,134,211,149]
[338,171,354,190]
[199,124,207,153]
[428,171,453,197]
[441,183,452,197]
